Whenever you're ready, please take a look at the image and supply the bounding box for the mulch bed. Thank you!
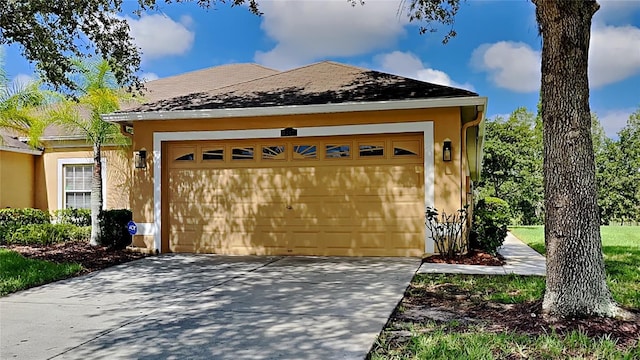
[396,284,640,349]
[423,249,506,266]
[3,242,149,273]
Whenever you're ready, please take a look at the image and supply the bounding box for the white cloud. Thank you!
[472,25,640,93]
[589,25,640,88]
[124,14,195,60]
[255,0,408,69]
[599,108,636,138]
[140,72,160,82]
[471,41,541,93]
[374,51,475,91]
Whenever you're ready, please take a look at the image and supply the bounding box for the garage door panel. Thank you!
[167,134,425,256]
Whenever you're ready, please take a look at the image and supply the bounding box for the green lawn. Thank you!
[0,249,83,296]
[510,225,640,309]
[370,226,640,359]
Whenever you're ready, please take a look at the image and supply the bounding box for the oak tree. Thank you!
[406,0,627,318]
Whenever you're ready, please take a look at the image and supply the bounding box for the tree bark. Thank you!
[90,142,103,246]
[533,0,619,317]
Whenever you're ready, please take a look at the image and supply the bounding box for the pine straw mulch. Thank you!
[3,241,149,274]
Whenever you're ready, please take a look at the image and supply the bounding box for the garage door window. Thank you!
[232,147,254,160]
[64,164,91,209]
[293,145,317,159]
[262,145,286,160]
[359,144,384,157]
[393,140,420,157]
[325,144,350,158]
[203,148,224,161]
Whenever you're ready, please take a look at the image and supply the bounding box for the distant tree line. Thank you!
[477,106,640,225]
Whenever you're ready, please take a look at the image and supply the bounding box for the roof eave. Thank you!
[0,145,43,155]
[102,96,488,124]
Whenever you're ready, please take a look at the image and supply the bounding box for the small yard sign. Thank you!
[127,221,138,236]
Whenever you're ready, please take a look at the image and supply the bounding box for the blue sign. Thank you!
[127,221,138,235]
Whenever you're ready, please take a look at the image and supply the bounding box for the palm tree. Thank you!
[49,59,131,246]
[0,59,52,147]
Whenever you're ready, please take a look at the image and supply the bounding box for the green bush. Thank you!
[98,209,132,249]
[69,226,91,241]
[0,208,51,244]
[6,223,83,245]
[473,197,511,255]
[52,209,91,227]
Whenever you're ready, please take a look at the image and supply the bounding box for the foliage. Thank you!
[425,207,468,258]
[98,209,132,249]
[52,209,92,227]
[0,208,51,228]
[0,249,82,296]
[48,59,132,246]
[592,109,640,224]
[472,197,510,255]
[476,108,543,225]
[6,223,87,245]
[0,0,260,92]
[0,54,57,147]
[510,226,640,309]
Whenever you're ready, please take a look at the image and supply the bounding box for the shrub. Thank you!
[0,208,51,244]
[52,209,91,227]
[98,209,132,249]
[473,197,511,255]
[70,225,91,241]
[425,206,469,259]
[7,223,82,245]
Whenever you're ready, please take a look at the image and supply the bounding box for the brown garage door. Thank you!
[165,133,424,256]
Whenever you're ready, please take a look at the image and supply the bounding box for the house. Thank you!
[0,64,278,212]
[104,61,487,257]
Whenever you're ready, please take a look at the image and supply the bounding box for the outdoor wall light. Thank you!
[134,149,147,169]
[443,140,452,162]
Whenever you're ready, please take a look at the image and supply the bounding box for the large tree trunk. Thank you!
[90,142,103,246]
[533,0,619,317]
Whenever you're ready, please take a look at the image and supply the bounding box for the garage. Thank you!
[165,133,425,256]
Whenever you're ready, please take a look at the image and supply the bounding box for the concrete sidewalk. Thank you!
[417,232,546,276]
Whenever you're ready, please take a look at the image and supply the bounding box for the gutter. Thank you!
[102,96,488,123]
[460,102,487,208]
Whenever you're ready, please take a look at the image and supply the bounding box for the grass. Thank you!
[510,225,640,308]
[371,322,639,360]
[370,226,640,359]
[0,249,82,296]
[412,273,545,304]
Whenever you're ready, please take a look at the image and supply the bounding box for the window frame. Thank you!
[57,158,107,210]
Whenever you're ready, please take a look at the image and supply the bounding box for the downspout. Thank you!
[460,107,484,209]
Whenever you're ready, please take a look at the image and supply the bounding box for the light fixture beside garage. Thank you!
[134,149,147,169]
[443,139,452,162]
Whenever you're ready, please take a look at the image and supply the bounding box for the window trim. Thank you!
[57,158,107,210]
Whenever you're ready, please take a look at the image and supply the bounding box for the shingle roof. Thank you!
[123,63,279,109]
[0,130,38,152]
[125,61,478,113]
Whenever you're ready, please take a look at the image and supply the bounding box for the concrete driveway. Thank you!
[0,255,420,359]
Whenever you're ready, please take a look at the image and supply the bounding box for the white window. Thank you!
[57,158,107,210]
[63,164,92,209]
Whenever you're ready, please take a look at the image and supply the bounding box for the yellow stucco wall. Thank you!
[34,146,132,210]
[129,107,465,250]
[0,150,36,208]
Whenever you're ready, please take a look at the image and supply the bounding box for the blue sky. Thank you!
[3,0,640,137]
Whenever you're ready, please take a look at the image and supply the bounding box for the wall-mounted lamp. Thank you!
[134,149,147,169]
[443,140,452,162]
